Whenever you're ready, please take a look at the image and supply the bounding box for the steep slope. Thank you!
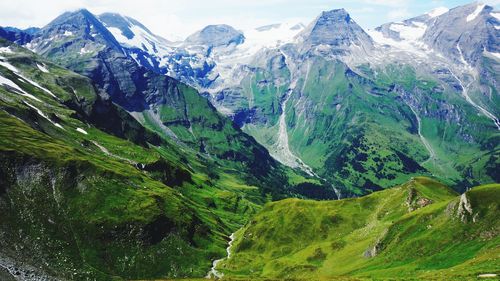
[422,2,500,122]
[371,2,500,121]
[98,12,175,74]
[173,4,499,195]
[295,8,373,56]
[0,40,234,280]
[422,3,499,67]
[20,5,496,197]
[219,177,500,280]
[10,9,315,200]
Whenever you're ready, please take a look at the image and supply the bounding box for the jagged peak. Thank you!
[44,8,102,29]
[427,7,449,18]
[318,8,351,22]
[99,12,154,35]
[31,8,124,53]
[296,8,373,50]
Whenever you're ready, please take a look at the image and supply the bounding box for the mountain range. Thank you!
[89,1,500,196]
[0,1,498,280]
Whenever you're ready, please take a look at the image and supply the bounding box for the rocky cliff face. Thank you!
[422,3,499,66]
[295,8,374,56]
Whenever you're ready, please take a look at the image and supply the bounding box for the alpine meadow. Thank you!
[0,1,498,280]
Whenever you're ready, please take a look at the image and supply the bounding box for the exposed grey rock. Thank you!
[296,8,374,55]
[456,193,478,223]
[422,3,499,66]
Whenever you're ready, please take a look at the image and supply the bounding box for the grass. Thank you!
[235,54,499,196]
[0,38,323,281]
[218,177,499,280]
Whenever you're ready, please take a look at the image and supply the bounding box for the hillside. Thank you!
[0,39,318,280]
[0,2,498,281]
[218,177,499,280]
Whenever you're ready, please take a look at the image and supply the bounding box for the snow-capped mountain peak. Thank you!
[295,8,374,56]
[466,3,486,22]
[98,13,172,55]
[427,7,449,18]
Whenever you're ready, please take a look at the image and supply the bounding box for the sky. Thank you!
[0,0,499,41]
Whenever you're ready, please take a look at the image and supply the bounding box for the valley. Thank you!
[0,1,498,280]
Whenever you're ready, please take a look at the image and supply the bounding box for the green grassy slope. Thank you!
[0,40,315,280]
[239,52,499,196]
[219,177,499,280]
[0,40,227,280]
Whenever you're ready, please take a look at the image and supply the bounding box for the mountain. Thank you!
[191,5,497,195]
[295,8,374,56]
[97,14,306,92]
[369,2,499,119]
[0,1,499,280]
[184,24,245,47]
[10,4,494,196]
[0,10,327,281]
[135,3,498,196]
[0,39,232,280]
[10,9,317,198]
[219,177,500,280]
[422,3,499,66]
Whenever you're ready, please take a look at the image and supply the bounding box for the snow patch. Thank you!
[0,59,57,98]
[466,4,485,22]
[63,30,73,36]
[0,74,41,101]
[0,60,19,73]
[492,12,500,20]
[37,63,49,73]
[367,29,431,58]
[146,56,154,67]
[0,47,13,54]
[227,21,304,63]
[484,50,500,60]
[108,27,132,44]
[79,46,91,55]
[130,53,141,66]
[427,7,449,18]
[24,101,64,129]
[22,74,57,98]
[76,127,88,135]
[478,274,497,278]
[389,22,427,41]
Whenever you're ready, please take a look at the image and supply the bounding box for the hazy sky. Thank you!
[0,0,499,40]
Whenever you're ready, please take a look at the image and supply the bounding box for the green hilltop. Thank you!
[218,177,499,280]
